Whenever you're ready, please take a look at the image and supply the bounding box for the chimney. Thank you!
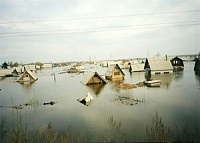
[166,55,168,61]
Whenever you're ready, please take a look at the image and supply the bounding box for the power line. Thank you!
[0,23,199,38]
[0,9,199,24]
[0,20,199,35]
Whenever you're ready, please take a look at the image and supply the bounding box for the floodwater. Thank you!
[0,62,199,141]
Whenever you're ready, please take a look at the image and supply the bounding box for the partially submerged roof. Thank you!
[0,69,13,76]
[171,56,183,61]
[81,71,107,85]
[24,65,36,71]
[170,56,184,67]
[146,57,173,71]
[17,69,38,82]
[131,63,145,72]
[105,64,125,77]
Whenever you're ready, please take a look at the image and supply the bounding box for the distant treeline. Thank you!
[1,61,19,69]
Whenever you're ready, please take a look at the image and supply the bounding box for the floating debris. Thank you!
[77,93,94,106]
[114,81,146,90]
[136,81,145,87]
[43,101,57,106]
[114,95,144,106]
[144,80,161,87]
[67,67,80,73]
[12,105,24,109]
[114,83,137,90]
[0,105,24,109]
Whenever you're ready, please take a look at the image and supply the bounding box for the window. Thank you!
[114,72,120,75]
[155,72,160,74]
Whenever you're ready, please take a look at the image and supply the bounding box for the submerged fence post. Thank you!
[54,73,56,82]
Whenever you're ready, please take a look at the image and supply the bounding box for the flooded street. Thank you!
[0,62,199,141]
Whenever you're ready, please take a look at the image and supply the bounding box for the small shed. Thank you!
[170,56,184,71]
[81,72,107,85]
[105,64,125,80]
[144,56,173,74]
[17,69,38,83]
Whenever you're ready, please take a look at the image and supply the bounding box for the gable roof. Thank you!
[171,56,183,61]
[105,64,125,77]
[0,69,13,76]
[81,71,107,85]
[130,63,145,72]
[146,57,173,71]
[17,69,38,82]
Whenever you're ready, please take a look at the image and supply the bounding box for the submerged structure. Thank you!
[129,63,145,72]
[170,56,184,71]
[81,72,107,85]
[144,56,173,74]
[194,58,200,74]
[17,69,38,83]
[105,64,125,80]
[77,93,94,106]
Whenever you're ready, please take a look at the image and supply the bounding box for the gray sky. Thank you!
[0,0,200,64]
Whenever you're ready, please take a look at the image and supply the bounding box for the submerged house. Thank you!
[105,64,125,80]
[81,72,107,85]
[23,64,36,72]
[144,56,173,74]
[129,63,145,72]
[17,69,38,83]
[170,56,184,71]
[0,69,14,77]
[42,63,53,68]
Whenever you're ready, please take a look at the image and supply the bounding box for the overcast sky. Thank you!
[0,0,199,64]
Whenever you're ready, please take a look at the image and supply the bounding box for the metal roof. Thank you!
[81,71,107,85]
[131,63,145,72]
[147,57,173,71]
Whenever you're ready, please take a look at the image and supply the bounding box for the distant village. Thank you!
[0,53,200,106]
[0,53,199,81]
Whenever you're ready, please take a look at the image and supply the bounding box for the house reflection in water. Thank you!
[145,74,173,89]
[87,84,105,96]
[173,71,184,80]
[195,74,200,86]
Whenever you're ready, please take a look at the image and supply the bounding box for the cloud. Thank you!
[0,0,199,63]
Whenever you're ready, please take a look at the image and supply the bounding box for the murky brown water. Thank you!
[0,62,199,141]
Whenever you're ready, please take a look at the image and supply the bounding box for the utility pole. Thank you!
[147,48,149,58]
